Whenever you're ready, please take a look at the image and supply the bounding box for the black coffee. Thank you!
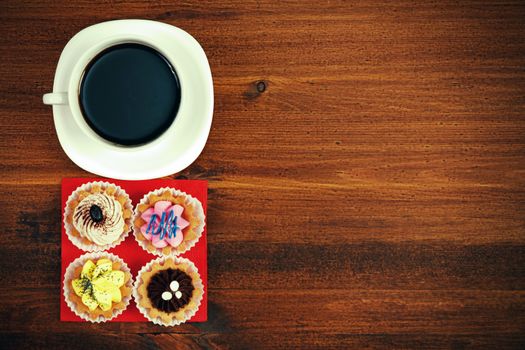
[79,43,181,146]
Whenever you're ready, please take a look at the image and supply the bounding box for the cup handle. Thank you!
[43,92,68,105]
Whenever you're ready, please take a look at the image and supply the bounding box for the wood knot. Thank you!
[256,80,266,93]
[243,80,268,100]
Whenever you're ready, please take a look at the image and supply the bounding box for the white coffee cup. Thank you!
[43,20,213,179]
[43,35,181,148]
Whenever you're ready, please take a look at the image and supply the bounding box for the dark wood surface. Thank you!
[1,1,524,349]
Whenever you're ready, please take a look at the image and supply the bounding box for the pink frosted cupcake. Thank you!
[132,187,205,256]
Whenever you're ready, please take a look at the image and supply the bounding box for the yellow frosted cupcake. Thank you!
[64,181,133,251]
[132,187,205,256]
[63,252,133,322]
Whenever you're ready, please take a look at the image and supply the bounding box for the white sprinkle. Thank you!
[170,280,180,292]
[175,291,182,299]
[161,291,173,301]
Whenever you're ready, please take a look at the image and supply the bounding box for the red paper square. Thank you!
[60,178,207,322]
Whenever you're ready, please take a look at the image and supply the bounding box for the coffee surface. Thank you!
[79,43,181,146]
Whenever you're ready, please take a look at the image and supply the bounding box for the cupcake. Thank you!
[63,252,133,322]
[64,181,133,251]
[133,256,204,326]
[133,187,205,256]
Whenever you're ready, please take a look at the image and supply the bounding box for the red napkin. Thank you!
[60,178,207,322]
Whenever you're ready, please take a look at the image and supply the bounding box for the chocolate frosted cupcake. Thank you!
[133,257,203,326]
[132,187,205,256]
[147,268,195,313]
[63,252,133,322]
[64,182,133,251]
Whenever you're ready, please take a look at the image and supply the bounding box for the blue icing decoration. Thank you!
[146,211,179,240]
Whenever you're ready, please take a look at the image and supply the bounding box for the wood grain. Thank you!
[1,0,524,349]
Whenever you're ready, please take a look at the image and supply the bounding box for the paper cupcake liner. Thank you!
[133,256,204,326]
[132,187,205,256]
[63,252,133,323]
[64,181,133,252]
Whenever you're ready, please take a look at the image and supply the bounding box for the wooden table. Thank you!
[1,1,524,349]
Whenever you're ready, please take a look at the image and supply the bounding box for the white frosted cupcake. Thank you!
[63,252,133,323]
[132,187,205,256]
[64,181,133,251]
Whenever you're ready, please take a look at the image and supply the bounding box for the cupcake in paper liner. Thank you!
[132,187,205,256]
[133,256,204,326]
[63,252,133,323]
[64,181,133,252]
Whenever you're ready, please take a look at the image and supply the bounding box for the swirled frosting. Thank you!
[73,193,125,246]
[146,268,194,313]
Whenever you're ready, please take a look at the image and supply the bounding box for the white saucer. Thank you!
[48,20,213,180]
